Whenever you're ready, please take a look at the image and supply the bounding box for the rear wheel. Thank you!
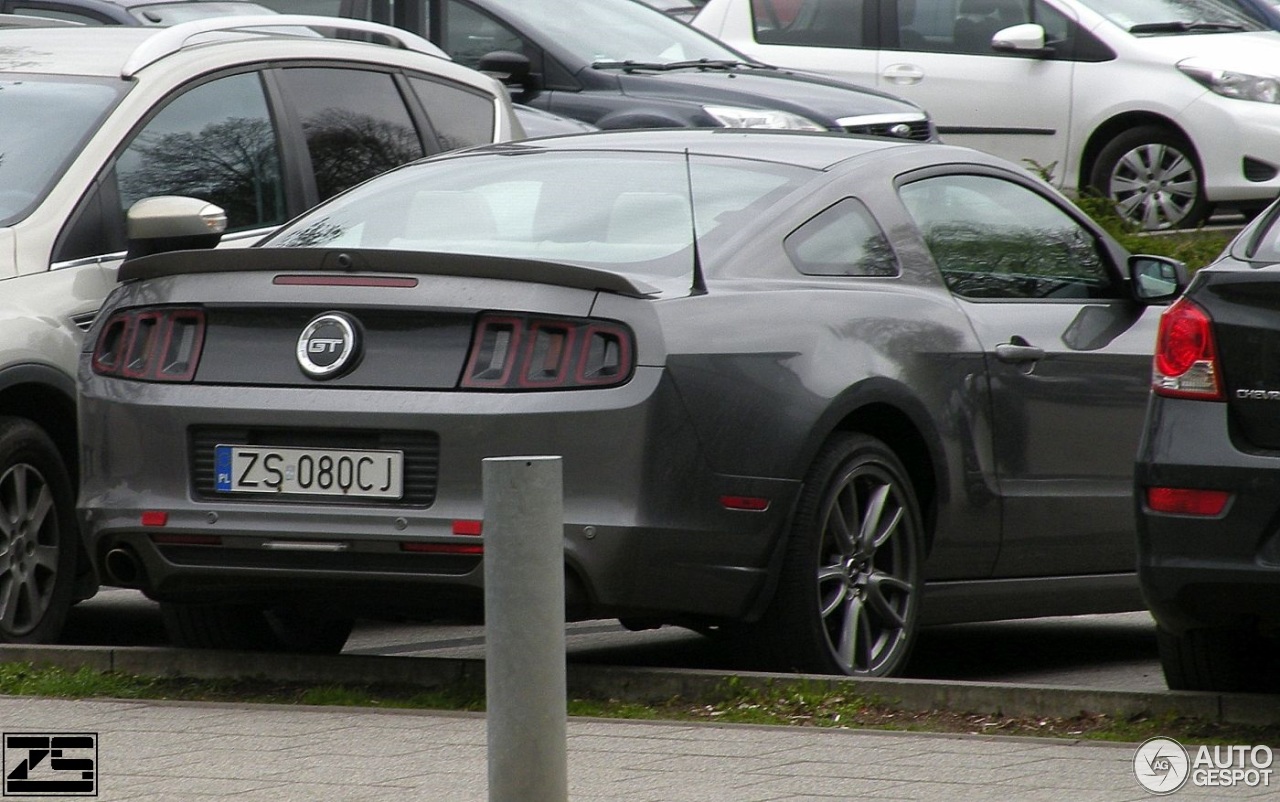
[1157,626,1273,692]
[0,417,78,644]
[1089,125,1209,231]
[758,433,923,676]
[161,602,353,654]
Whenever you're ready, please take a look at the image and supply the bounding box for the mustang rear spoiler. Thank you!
[118,248,661,299]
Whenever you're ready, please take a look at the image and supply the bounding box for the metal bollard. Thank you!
[482,456,568,802]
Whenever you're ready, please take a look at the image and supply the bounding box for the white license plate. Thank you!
[214,445,403,499]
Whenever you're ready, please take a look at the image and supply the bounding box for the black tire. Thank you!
[0,417,79,644]
[1157,625,1273,693]
[161,602,353,654]
[1089,125,1209,231]
[757,433,923,676]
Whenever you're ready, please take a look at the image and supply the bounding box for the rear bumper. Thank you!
[1136,398,1280,635]
[77,367,801,622]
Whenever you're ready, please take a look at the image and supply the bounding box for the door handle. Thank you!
[881,63,925,85]
[995,342,1046,363]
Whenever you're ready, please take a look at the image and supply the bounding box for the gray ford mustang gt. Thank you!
[76,128,1186,675]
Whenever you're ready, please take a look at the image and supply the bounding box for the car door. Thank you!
[879,0,1079,181]
[897,171,1158,577]
[739,0,1079,185]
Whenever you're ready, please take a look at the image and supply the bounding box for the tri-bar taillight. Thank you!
[461,313,635,390]
[92,307,206,382]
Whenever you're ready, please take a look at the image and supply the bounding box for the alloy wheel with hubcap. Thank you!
[1090,125,1209,231]
[0,417,78,643]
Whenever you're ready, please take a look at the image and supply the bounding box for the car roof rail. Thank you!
[122,15,447,78]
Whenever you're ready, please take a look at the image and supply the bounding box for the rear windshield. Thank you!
[0,76,125,227]
[264,148,811,281]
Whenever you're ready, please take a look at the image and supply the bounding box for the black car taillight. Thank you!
[1152,297,1223,400]
[461,313,634,390]
[92,307,206,382]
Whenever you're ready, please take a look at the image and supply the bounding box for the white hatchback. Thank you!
[696,0,1280,229]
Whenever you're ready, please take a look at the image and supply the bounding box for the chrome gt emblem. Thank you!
[297,312,359,379]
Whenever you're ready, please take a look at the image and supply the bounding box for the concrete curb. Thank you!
[2,644,1276,726]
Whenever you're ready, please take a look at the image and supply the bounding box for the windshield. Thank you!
[1078,0,1264,32]
[487,0,746,65]
[0,76,124,227]
[128,2,276,24]
[263,148,811,282]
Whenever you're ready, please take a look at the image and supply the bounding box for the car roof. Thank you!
[488,127,932,170]
[0,16,447,77]
[0,27,156,75]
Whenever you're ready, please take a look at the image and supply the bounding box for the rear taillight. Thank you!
[92,307,206,382]
[1152,297,1222,400]
[461,313,634,390]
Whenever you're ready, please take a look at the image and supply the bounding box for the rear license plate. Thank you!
[214,445,404,499]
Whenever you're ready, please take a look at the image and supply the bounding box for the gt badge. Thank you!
[297,312,360,379]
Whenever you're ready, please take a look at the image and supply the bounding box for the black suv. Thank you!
[1136,206,1280,692]
[287,0,936,139]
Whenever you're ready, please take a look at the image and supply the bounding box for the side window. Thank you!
[442,0,528,69]
[409,76,495,152]
[752,0,866,47]
[895,0,1030,54]
[117,72,285,234]
[785,198,898,277]
[276,67,425,202]
[898,174,1118,299]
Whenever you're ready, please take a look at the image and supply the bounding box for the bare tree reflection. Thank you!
[119,117,284,231]
[301,109,422,201]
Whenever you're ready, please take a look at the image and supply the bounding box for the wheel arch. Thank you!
[0,363,79,490]
[1077,111,1195,195]
[794,378,945,559]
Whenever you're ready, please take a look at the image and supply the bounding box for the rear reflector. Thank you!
[140,511,169,527]
[720,495,770,511]
[1145,487,1231,516]
[452,519,483,536]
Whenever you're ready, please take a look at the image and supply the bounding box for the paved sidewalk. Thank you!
[0,696,1268,801]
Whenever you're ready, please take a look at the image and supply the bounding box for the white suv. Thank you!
[0,16,519,643]
[696,0,1280,229]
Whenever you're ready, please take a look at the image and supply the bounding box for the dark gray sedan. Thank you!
[76,129,1184,675]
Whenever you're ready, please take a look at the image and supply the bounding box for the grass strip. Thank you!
[2,662,1277,747]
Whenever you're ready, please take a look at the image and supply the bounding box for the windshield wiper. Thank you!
[591,58,763,72]
[1128,20,1247,34]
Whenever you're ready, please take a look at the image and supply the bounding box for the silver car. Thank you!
[0,15,519,645]
[78,129,1191,676]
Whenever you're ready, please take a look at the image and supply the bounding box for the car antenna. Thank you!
[684,149,708,296]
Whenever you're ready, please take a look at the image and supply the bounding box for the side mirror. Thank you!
[991,23,1054,57]
[125,196,227,261]
[1129,254,1190,303]
[477,50,538,95]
